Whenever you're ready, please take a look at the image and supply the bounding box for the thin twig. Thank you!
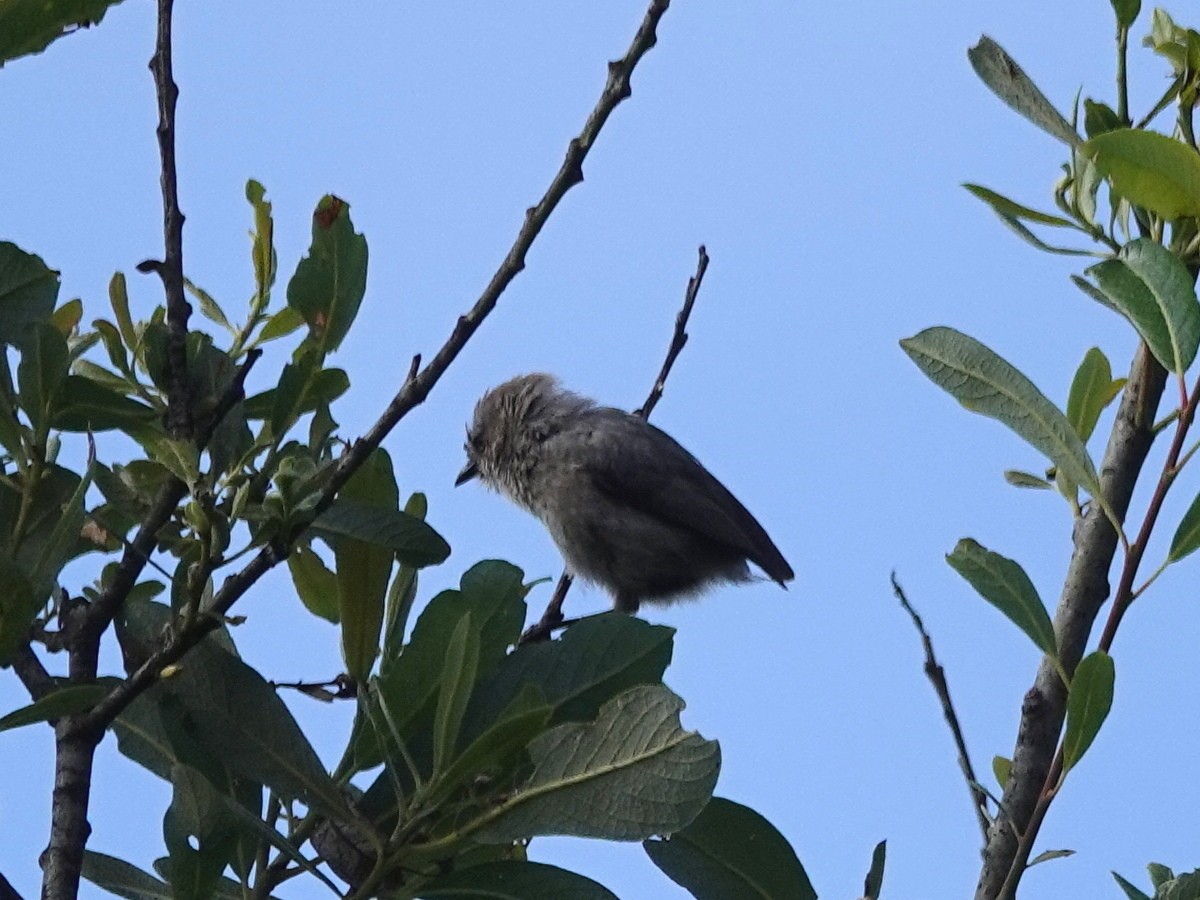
[637,245,709,419]
[892,573,990,844]
[78,0,675,734]
[147,0,192,439]
[520,243,708,644]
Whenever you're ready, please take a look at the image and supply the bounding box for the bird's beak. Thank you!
[455,461,479,487]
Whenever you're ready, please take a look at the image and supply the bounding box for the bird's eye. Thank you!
[467,431,483,453]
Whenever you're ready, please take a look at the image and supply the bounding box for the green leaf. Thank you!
[287,544,339,623]
[1067,347,1118,442]
[0,683,108,732]
[1003,470,1053,490]
[184,279,234,334]
[116,601,351,820]
[335,448,399,682]
[355,561,527,771]
[1111,0,1140,29]
[1062,650,1115,773]
[1084,240,1200,374]
[901,327,1102,501]
[1149,863,1177,889]
[992,214,1094,257]
[1169,489,1200,563]
[0,0,128,67]
[246,180,277,299]
[947,539,1057,658]
[256,306,304,344]
[432,612,480,777]
[472,684,719,843]
[1083,100,1123,139]
[382,493,426,657]
[0,557,36,667]
[992,754,1012,787]
[243,366,349,421]
[31,455,92,601]
[1084,129,1200,220]
[18,322,69,433]
[466,612,674,736]
[863,839,887,900]
[963,184,1075,227]
[314,497,450,568]
[416,861,619,900]
[52,376,157,432]
[1113,871,1153,900]
[0,242,58,347]
[81,851,172,900]
[423,690,551,809]
[286,195,368,354]
[108,271,137,350]
[967,37,1079,147]
[644,797,816,900]
[1029,848,1075,867]
[50,297,82,335]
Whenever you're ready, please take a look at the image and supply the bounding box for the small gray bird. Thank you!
[456,374,793,613]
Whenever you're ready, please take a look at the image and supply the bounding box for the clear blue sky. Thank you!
[3,2,1198,897]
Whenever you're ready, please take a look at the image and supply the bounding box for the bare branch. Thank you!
[892,573,990,844]
[521,243,709,644]
[12,642,54,702]
[146,0,192,439]
[974,344,1166,899]
[77,0,676,734]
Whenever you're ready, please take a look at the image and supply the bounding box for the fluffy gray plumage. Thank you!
[456,373,793,613]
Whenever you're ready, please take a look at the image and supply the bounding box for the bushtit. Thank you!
[456,373,793,613]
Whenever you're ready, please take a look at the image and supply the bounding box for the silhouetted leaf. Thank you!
[314,497,449,568]
[644,797,816,900]
[0,241,58,346]
[0,683,108,732]
[863,840,887,900]
[1111,0,1140,29]
[81,851,171,900]
[287,544,339,623]
[1112,870,1153,900]
[416,861,618,899]
[52,376,157,432]
[0,0,128,66]
[18,322,68,432]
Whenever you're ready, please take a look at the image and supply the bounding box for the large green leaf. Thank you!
[947,539,1057,658]
[17,322,69,433]
[0,242,58,346]
[1085,129,1200,220]
[465,612,675,738]
[644,797,816,900]
[116,601,351,820]
[415,861,619,899]
[1084,239,1200,374]
[967,37,1079,147]
[285,195,368,354]
[51,376,157,432]
[901,327,1102,500]
[334,447,400,682]
[1063,650,1115,773]
[356,561,526,770]
[471,684,719,843]
[0,0,128,66]
[431,612,480,778]
[0,683,109,732]
[81,851,172,900]
[314,497,450,569]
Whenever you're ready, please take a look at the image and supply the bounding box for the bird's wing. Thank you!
[567,409,794,585]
